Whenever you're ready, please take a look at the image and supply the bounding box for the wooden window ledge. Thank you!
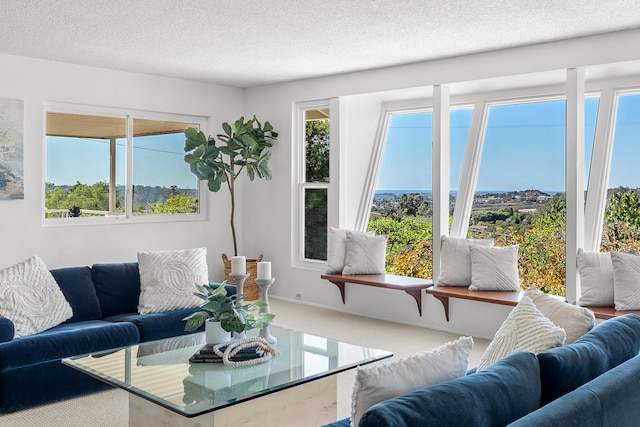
[321,273,433,316]
[426,285,640,321]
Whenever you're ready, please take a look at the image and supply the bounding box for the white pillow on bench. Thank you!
[436,236,493,287]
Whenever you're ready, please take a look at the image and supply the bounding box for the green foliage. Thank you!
[183,282,275,334]
[45,181,113,216]
[184,116,278,255]
[368,216,433,278]
[305,189,328,260]
[148,192,198,214]
[305,119,330,183]
[398,193,431,217]
[604,187,640,228]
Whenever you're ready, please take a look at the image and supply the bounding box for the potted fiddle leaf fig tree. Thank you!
[184,116,278,257]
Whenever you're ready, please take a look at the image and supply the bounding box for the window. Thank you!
[467,98,598,296]
[298,104,330,262]
[367,108,471,278]
[600,91,640,252]
[45,107,204,222]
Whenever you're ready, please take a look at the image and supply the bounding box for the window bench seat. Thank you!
[426,285,640,321]
[320,273,434,316]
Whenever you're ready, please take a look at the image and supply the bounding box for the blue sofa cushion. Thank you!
[0,320,139,371]
[358,351,541,427]
[91,263,141,317]
[0,317,14,343]
[50,266,102,322]
[508,355,640,427]
[104,283,236,342]
[537,314,640,404]
[105,308,205,342]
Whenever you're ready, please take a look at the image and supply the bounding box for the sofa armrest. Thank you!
[0,316,15,342]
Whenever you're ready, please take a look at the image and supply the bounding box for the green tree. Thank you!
[604,187,640,228]
[305,120,330,182]
[148,192,198,214]
[398,193,430,217]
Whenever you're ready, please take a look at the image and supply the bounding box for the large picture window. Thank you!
[600,92,640,252]
[45,107,203,222]
[367,108,471,278]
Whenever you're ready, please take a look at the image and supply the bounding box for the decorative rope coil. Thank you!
[212,337,279,366]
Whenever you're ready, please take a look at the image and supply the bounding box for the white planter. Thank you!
[205,319,231,345]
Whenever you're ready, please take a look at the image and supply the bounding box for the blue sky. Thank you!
[46,132,197,189]
[376,95,640,192]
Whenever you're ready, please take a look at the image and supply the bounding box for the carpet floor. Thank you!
[0,298,489,426]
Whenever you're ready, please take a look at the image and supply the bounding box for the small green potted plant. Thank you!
[183,282,275,344]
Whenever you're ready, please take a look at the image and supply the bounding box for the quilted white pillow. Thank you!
[577,249,615,307]
[610,251,640,311]
[351,336,473,426]
[325,228,374,274]
[137,248,208,314]
[0,255,73,337]
[469,245,520,291]
[342,232,387,275]
[436,236,494,287]
[477,295,565,371]
[524,285,594,344]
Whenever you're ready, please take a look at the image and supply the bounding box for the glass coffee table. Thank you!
[63,325,392,427]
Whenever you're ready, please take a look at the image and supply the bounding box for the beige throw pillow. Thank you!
[0,256,73,337]
[436,236,494,287]
[351,336,474,426]
[610,251,640,311]
[342,232,387,275]
[325,228,374,274]
[469,245,520,291]
[477,296,565,371]
[525,285,594,344]
[137,248,208,314]
[577,249,615,307]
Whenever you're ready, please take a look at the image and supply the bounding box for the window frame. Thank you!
[293,99,334,268]
[43,102,208,226]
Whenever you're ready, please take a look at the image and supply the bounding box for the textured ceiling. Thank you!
[1,1,640,88]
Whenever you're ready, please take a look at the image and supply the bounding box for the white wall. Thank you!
[243,28,640,339]
[0,53,243,280]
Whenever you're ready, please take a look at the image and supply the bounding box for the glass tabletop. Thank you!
[62,325,392,417]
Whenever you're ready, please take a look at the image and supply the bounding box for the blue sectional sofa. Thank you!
[0,262,234,414]
[324,314,640,427]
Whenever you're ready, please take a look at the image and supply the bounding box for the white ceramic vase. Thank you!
[205,318,231,345]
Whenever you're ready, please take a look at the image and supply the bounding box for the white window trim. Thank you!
[293,99,333,268]
[42,102,208,226]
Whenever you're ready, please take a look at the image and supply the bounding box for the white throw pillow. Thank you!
[436,236,494,287]
[342,232,387,275]
[610,251,640,311]
[325,228,374,274]
[524,285,594,344]
[137,248,208,314]
[468,245,520,291]
[351,336,473,426]
[477,295,565,371]
[577,249,615,307]
[0,256,73,337]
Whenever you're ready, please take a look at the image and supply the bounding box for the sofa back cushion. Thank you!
[50,266,102,323]
[537,314,640,404]
[359,351,541,427]
[508,355,640,427]
[91,263,140,317]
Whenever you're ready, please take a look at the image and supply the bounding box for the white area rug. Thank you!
[0,389,128,427]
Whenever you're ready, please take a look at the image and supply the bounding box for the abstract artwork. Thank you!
[0,98,24,200]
